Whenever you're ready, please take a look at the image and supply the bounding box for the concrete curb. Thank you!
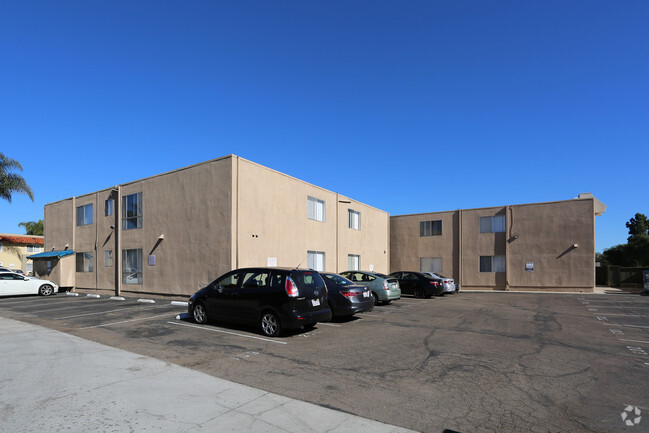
[137,298,156,304]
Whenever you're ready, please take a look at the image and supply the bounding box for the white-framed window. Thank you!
[104,250,113,267]
[76,252,94,273]
[76,204,93,226]
[348,254,360,270]
[420,220,442,237]
[480,255,506,272]
[122,249,143,284]
[26,244,41,253]
[348,209,361,230]
[26,262,33,273]
[479,215,505,233]
[420,257,442,273]
[105,198,114,216]
[307,196,326,222]
[122,192,142,230]
[307,250,325,271]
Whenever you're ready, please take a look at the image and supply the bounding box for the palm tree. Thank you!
[0,152,34,202]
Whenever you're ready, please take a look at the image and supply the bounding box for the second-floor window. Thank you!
[122,192,142,230]
[420,220,442,236]
[307,196,326,222]
[76,204,93,226]
[480,215,505,233]
[105,198,114,216]
[348,209,361,230]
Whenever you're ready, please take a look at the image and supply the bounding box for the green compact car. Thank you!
[339,270,401,305]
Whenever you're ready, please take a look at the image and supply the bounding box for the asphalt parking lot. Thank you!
[1,290,648,433]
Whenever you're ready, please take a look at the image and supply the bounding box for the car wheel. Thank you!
[39,284,54,296]
[414,288,424,298]
[260,311,281,337]
[192,303,208,324]
[372,292,379,306]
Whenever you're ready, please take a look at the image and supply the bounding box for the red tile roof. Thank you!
[0,235,44,245]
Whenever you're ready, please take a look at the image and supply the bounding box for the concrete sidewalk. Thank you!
[0,316,415,433]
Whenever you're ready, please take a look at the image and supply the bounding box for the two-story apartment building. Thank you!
[390,193,606,292]
[38,155,389,297]
[37,154,605,296]
[0,234,44,274]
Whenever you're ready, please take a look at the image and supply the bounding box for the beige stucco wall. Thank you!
[234,158,389,273]
[505,199,596,289]
[390,211,457,277]
[390,197,600,291]
[44,156,234,296]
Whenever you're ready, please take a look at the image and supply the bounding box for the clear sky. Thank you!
[1,1,647,252]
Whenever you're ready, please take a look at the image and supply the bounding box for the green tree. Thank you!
[600,213,649,267]
[626,213,649,239]
[19,219,44,236]
[0,153,34,202]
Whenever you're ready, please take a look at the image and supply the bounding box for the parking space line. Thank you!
[592,313,645,317]
[80,313,175,329]
[167,321,287,345]
[29,301,123,314]
[54,304,172,320]
[619,339,649,345]
[601,323,649,329]
[317,322,341,327]
[0,297,74,306]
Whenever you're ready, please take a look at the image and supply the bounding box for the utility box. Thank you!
[644,270,649,294]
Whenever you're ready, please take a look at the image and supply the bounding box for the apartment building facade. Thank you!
[390,193,606,292]
[39,155,390,296]
[0,234,44,273]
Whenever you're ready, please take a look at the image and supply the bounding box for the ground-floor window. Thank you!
[307,250,325,271]
[479,255,506,272]
[104,250,113,267]
[420,257,442,273]
[76,252,93,272]
[122,249,142,284]
[348,254,360,270]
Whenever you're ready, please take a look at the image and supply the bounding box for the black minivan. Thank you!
[188,267,332,337]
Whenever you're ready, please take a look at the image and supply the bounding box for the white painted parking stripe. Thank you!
[620,339,649,345]
[55,305,165,320]
[592,313,645,317]
[317,322,341,327]
[601,323,649,329]
[167,321,287,345]
[80,313,174,329]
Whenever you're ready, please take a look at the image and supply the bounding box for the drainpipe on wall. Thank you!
[505,206,511,291]
[115,185,121,296]
[458,209,462,289]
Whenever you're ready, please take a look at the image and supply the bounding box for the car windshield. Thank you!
[435,273,448,279]
[323,274,354,286]
[374,273,387,278]
[422,273,438,280]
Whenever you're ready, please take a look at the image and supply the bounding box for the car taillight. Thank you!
[340,291,357,298]
[383,281,389,290]
[285,277,299,297]
[430,281,439,286]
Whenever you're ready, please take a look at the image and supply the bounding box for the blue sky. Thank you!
[1,1,647,252]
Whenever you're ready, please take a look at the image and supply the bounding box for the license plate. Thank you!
[363,291,370,298]
[311,298,320,306]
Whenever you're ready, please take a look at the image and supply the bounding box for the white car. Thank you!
[425,272,458,294]
[0,272,58,296]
